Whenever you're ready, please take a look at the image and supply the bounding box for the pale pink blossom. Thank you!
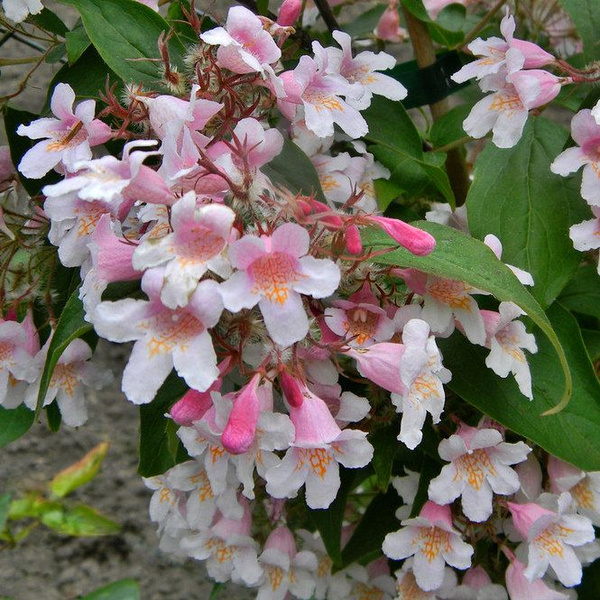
[450,565,508,600]
[133,193,235,308]
[428,423,530,522]
[394,559,457,599]
[92,269,223,404]
[505,554,570,600]
[24,337,110,427]
[2,0,43,23]
[180,498,263,586]
[265,384,373,509]
[481,302,537,399]
[346,559,397,600]
[0,146,15,192]
[256,526,317,600]
[219,223,340,347]
[392,319,451,450]
[278,53,367,139]
[483,234,534,286]
[392,468,420,520]
[425,203,469,233]
[17,83,111,179]
[382,501,473,592]
[375,1,408,43]
[200,6,281,76]
[345,342,405,394]
[551,109,600,206]
[327,30,407,109]
[324,283,394,347]
[569,207,600,270]
[277,0,301,26]
[507,494,595,587]
[0,312,40,409]
[452,9,554,84]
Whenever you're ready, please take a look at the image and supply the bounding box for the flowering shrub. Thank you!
[2,0,600,597]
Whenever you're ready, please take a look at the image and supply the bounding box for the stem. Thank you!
[0,56,40,65]
[402,7,470,205]
[433,135,473,154]
[459,0,507,49]
[313,0,340,33]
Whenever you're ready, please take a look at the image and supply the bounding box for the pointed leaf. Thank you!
[558,264,600,320]
[557,0,600,61]
[0,405,34,448]
[364,221,572,410]
[50,442,109,498]
[82,579,140,600]
[42,504,120,536]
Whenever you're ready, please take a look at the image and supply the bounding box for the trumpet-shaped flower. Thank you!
[383,501,473,592]
[92,269,223,404]
[428,423,531,522]
[17,83,111,179]
[219,223,340,347]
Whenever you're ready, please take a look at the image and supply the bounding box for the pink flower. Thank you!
[219,223,340,347]
[375,1,407,43]
[367,215,436,256]
[505,555,570,600]
[265,385,373,509]
[569,207,600,268]
[507,495,595,587]
[200,6,281,75]
[428,423,530,522]
[382,501,473,592]
[551,109,600,206]
[93,269,223,404]
[17,83,111,179]
[277,0,302,26]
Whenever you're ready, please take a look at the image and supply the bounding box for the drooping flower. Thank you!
[219,222,340,347]
[2,0,43,23]
[382,501,473,592]
[17,83,111,179]
[428,422,531,522]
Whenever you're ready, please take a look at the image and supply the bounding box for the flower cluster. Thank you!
[2,2,599,599]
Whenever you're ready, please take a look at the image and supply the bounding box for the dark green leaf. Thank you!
[65,22,91,65]
[429,103,470,148]
[557,0,600,61]
[370,424,399,492]
[138,371,189,477]
[466,117,590,308]
[364,221,572,408]
[57,0,186,86]
[42,504,120,536]
[46,43,67,64]
[257,0,269,16]
[45,400,62,432]
[0,405,34,448]
[3,107,61,197]
[581,329,600,361]
[342,4,386,38]
[28,8,69,36]
[82,579,140,600]
[263,138,326,202]
[209,583,225,600]
[166,0,201,43]
[36,290,93,417]
[401,0,464,46]
[439,303,600,471]
[364,97,455,205]
[309,466,371,568]
[341,486,401,567]
[558,264,600,320]
[47,46,119,106]
[409,457,440,517]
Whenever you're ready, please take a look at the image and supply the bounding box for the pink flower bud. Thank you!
[420,501,453,528]
[91,215,139,283]
[462,566,492,590]
[222,373,262,454]
[376,1,403,43]
[367,216,436,256]
[345,224,362,255]
[170,389,213,426]
[264,526,297,558]
[280,371,304,408]
[506,501,555,539]
[277,0,301,26]
[289,386,342,445]
[511,39,555,68]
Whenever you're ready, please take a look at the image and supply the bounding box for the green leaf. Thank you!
[138,371,189,477]
[57,0,186,86]
[401,0,464,46]
[36,290,93,418]
[439,303,600,471]
[370,425,398,492]
[342,4,386,38]
[557,0,600,61]
[28,8,69,36]
[82,579,140,600]
[0,494,11,531]
[3,107,61,197]
[47,46,119,106]
[364,97,455,205]
[65,21,91,65]
[45,400,62,432]
[582,329,600,361]
[364,221,572,409]
[558,264,600,320]
[309,466,371,568]
[341,486,401,567]
[42,504,120,537]
[166,0,202,43]
[429,103,471,148]
[0,405,34,448]
[50,442,110,498]
[209,583,225,600]
[466,117,590,308]
[262,138,326,202]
